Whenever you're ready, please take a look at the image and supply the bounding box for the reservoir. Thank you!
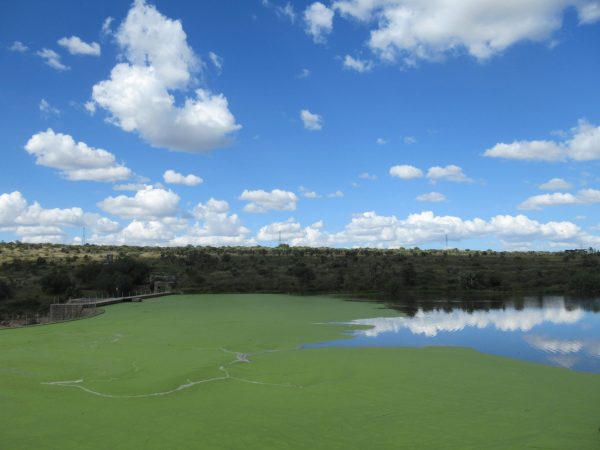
[309,296,600,374]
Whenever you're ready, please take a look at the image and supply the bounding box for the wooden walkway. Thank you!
[67,291,175,307]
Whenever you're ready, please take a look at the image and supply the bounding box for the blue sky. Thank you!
[1,0,600,249]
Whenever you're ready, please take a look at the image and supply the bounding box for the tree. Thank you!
[40,271,74,295]
[0,279,12,301]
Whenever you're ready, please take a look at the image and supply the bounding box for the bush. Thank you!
[40,271,74,295]
[0,279,12,300]
[568,271,600,295]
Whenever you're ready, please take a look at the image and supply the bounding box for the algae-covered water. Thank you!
[1,294,600,449]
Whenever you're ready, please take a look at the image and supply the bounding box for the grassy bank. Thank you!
[1,294,599,449]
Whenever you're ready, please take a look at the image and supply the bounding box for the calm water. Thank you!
[309,296,600,374]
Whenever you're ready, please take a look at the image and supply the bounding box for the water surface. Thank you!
[309,296,600,374]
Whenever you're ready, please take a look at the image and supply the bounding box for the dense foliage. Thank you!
[0,242,599,320]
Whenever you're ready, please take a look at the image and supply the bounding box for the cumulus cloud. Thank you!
[9,41,28,52]
[426,165,472,183]
[389,164,423,180]
[416,192,446,202]
[304,2,334,43]
[98,186,180,219]
[300,109,323,130]
[376,137,388,145]
[403,136,417,145]
[299,186,321,199]
[0,191,118,243]
[240,189,298,213]
[539,178,572,190]
[170,198,250,246]
[519,189,600,210]
[37,48,69,71]
[328,190,344,198]
[332,0,600,65]
[163,169,203,186]
[91,0,240,153]
[113,183,153,192]
[343,55,373,73]
[93,217,186,246]
[328,210,595,248]
[24,129,132,182]
[257,218,327,246]
[484,120,600,162]
[58,36,101,56]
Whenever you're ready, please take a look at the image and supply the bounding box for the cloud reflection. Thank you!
[353,303,584,337]
[524,335,583,354]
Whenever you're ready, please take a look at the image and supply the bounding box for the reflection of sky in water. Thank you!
[309,297,600,374]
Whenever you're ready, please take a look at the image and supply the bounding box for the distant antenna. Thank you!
[445,234,448,249]
[82,226,86,245]
[278,231,282,246]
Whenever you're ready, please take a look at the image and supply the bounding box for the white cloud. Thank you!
[0,192,28,226]
[163,169,203,186]
[37,48,69,71]
[113,183,153,192]
[262,0,296,22]
[39,99,60,117]
[9,41,28,52]
[389,164,423,180]
[24,129,132,182]
[304,2,334,43]
[539,178,572,190]
[257,218,327,246]
[328,190,345,198]
[297,68,311,78]
[416,192,446,202]
[484,140,565,161]
[359,172,378,180]
[58,36,101,56]
[484,120,600,162]
[208,51,224,73]
[240,189,298,213]
[101,17,114,36]
[330,210,594,248]
[426,165,471,183]
[578,1,600,23]
[91,0,240,153]
[0,191,118,242]
[84,101,96,115]
[333,0,600,65]
[376,137,388,145]
[170,198,250,246]
[299,186,321,199]
[343,55,373,73]
[403,136,417,145]
[519,189,600,210]
[98,186,180,219]
[300,109,323,130]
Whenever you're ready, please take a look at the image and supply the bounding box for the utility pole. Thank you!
[82,226,86,246]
